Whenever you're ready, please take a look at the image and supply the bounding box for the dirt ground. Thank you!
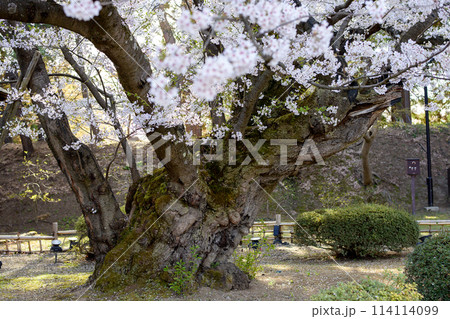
[0,245,409,301]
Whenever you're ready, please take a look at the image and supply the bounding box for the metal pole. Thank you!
[411,175,416,215]
[424,87,434,206]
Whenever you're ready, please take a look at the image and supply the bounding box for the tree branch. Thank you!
[395,9,439,51]
[61,46,140,183]
[0,0,197,184]
[0,50,40,151]
[233,69,274,133]
[0,0,152,106]
[310,41,450,91]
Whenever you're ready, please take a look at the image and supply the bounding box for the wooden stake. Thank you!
[53,222,58,240]
[28,241,31,254]
[275,214,281,225]
[39,240,42,253]
[16,233,21,253]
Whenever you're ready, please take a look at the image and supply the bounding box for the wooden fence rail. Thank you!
[416,220,450,234]
[244,215,296,244]
[1,218,450,254]
[244,217,450,244]
[0,222,77,254]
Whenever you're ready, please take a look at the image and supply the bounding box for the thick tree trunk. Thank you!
[14,46,126,264]
[96,167,271,291]
[20,134,34,158]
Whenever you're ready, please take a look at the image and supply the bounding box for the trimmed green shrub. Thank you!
[75,215,88,239]
[311,272,422,301]
[294,204,419,257]
[405,233,450,301]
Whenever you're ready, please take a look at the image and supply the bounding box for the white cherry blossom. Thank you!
[63,0,102,21]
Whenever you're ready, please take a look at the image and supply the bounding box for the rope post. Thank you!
[276,214,281,225]
[53,222,58,240]
[274,214,282,244]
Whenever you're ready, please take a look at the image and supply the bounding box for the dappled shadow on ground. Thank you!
[0,245,409,301]
[0,252,93,301]
[163,245,410,301]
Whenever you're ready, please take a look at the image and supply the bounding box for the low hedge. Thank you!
[405,233,450,301]
[294,204,419,257]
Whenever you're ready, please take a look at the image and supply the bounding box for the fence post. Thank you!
[28,241,32,254]
[16,232,21,253]
[275,214,282,243]
[5,240,9,253]
[276,214,281,225]
[53,222,58,240]
[39,240,42,253]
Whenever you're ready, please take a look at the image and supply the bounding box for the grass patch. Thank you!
[0,273,90,292]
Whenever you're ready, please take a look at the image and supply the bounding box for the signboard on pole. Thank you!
[406,158,420,215]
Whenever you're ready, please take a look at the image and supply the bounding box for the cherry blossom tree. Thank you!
[0,0,448,290]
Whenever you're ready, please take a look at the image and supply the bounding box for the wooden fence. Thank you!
[1,218,449,254]
[244,216,450,244]
[416,220,450,234]
[0,222,76,254]
[243,214,296,244]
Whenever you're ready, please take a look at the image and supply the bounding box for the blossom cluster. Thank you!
[155,44,192,74]
[147,75,179,108]
[177,8,213,36]
[63,0,102,21]
[3,0,448,149]
[366,0,388,24]
[225,0,309,37]
[307,22,334,57]
[190,38,260,100]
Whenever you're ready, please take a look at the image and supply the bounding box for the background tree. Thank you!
[361,123,377,186]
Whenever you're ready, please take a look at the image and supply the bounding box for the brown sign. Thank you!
[406,158,420,175]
